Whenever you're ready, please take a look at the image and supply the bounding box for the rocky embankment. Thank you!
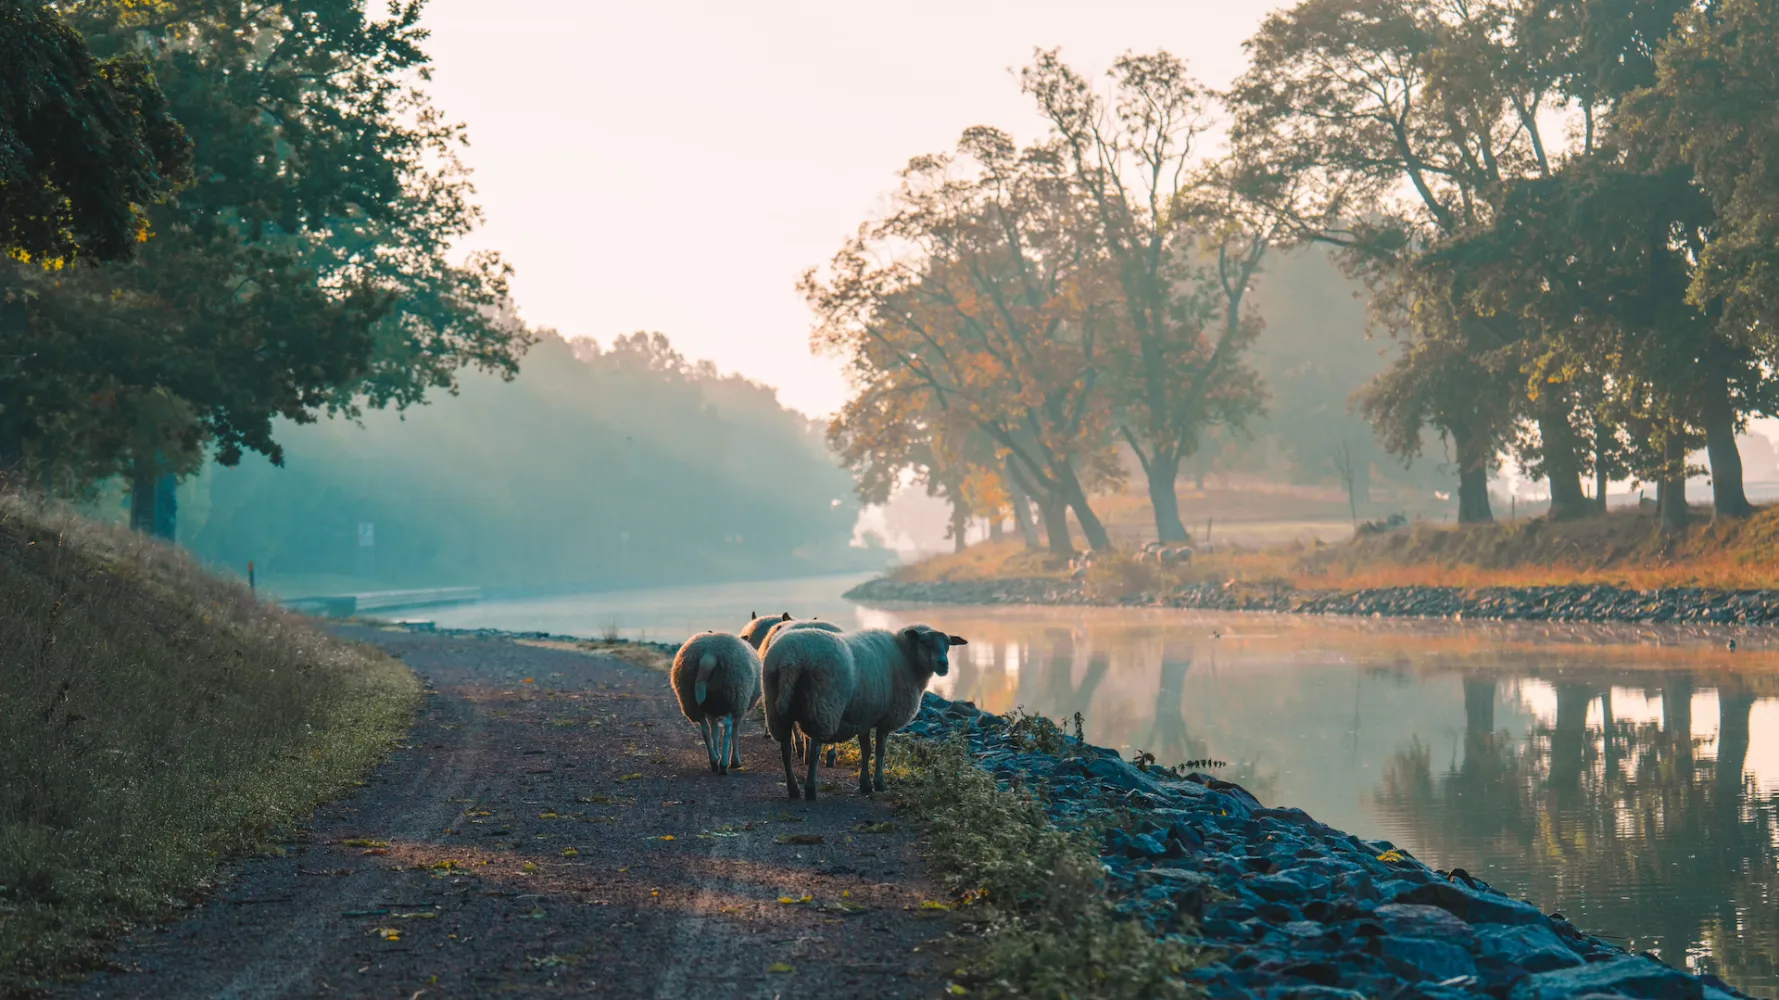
[904,692,1750,1000]
[850,577,1779,625]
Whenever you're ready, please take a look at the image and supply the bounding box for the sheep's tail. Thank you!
[773,655,804,720]
[694,651,717,706]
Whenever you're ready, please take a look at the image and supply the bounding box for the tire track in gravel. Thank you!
[59,627,949,1000]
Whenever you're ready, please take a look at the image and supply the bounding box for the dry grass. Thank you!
[0,495,421,992]
[513,638,673,672]
[901,505,1779,594]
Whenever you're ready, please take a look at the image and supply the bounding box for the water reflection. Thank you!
[857,607,1779,997]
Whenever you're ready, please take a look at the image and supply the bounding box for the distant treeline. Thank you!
[178,333,881,592]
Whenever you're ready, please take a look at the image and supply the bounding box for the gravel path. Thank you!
[61,628,946,999]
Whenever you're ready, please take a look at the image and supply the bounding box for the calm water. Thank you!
[428,577,1779,996]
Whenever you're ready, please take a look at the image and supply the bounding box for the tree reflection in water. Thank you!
[1374,673,1779,993]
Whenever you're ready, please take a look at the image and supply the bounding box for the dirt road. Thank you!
[63,628,947,999]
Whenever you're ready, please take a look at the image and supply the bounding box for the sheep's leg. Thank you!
[803,734,820,801]
[699,717,718,773]
[873,726,888,792]
[824,745,838,767]
[780,736,800,800]
[715,717,730,776]
[856,731,873,796]
[727,713,744,770]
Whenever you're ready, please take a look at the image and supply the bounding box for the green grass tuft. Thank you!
[0,495,421,991]
[890,736,1200,999]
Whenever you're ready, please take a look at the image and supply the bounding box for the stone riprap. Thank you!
[903,692,1753,1000]
[849,577,1779,626]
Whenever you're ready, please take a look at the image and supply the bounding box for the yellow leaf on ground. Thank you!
[618,773,644,782]
[1376,849,1407,863]
[768,963,794,974]
[777,894,814,905]
[919,900,951,910]
[561,848,579,857]
[522,862,539,873]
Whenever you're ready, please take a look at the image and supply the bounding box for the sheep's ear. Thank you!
[750,611,757,620]
[901,626,920,642]
[780,611,792,620]
[948,635,969,647]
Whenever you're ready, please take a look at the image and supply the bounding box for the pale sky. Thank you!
[418,0,1286,418]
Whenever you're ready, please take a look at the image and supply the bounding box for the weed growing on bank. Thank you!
[890,736,1199,999]
[0,496,421,991]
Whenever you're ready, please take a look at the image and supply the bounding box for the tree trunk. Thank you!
[1659,426,1689,530]
[1054,465,1112,551]
[129,466,178,541]
[1146,449,1189,543]
[1007,476,1040,551]
[1537,406,1589,520]
[1594,452,1609,515]
[1699,368,1754,518]
[1663,675,1694,777]
[949,499,969,554]
[1037,493,1072,557]
[1452,421,1494,524]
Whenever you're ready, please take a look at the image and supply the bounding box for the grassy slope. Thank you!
[897,505,1779,593]
[0,496,420,991]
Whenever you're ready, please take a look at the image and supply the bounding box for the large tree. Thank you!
[808,128,1121,552]
[1,0,527,537]
[1229,0,1588,522]
[1020,50,1268,543]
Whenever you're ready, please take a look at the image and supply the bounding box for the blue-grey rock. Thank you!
[1508,956,1705,1000]
[1377,936,1479,982]
[1397,880,1547,926]
[1253,874,1312,902]
[1476,924,1585,973]
[1374,903,1476,945]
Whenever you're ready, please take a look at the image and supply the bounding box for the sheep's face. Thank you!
[901,625,968,677]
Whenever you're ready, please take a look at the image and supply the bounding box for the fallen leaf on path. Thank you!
[768,963,794,974]
[774,833,825,845]
[1376,849,1407,863]
[395,912,438,919]
[919,900,951,910]
[852,821,897,834]
[361,848,389,856]
[375,927,401,941]
[561,848,579,856]
[522,862,539,873]
[656,835,675,841]
[342,839,388,848]
[618,773,644,782]
[777,894,814,905]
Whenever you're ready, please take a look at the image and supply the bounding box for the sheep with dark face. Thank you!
[670,631,761,774]
[763,623,966,800]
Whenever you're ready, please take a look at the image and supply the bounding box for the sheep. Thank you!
[761,626,857,800]
[764,623,966,800]
[670,631,762,775]
[738,611,792,651]
[759,618,845,767]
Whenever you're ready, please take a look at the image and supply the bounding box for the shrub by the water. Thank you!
[890,736,1198,999]
[0,496,420,990]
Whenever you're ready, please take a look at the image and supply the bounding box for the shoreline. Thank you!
[905,691,1754,999]
[846,576,1779,626]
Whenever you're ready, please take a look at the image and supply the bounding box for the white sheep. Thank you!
[739,611,792,650]
[764,623,966,800]
[760,618,845,767]
[671,631,762,775]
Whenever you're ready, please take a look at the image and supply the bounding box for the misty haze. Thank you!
[5,1,1779,998]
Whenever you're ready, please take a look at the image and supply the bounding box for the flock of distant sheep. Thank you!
[669,614,967,800]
